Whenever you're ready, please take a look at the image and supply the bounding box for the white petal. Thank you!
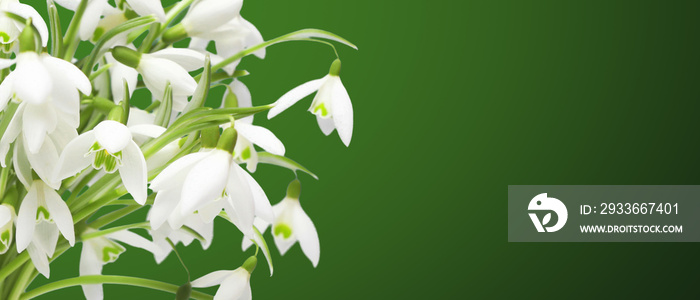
[150,48,205,71]
[191,270,232,288]
[25,136,61,189]
[80,243,104,300]
[124,0,166,21]
[13,53,51,104]
[240,170,274,224]
[78,0,106,40]
[22,103,57,153]
[53,131,96,181]
[0,72,16,111]
[129,124,165,139]
[149,188,180,230]
[33,221,59,256]
[316,115,335,136]
[0,102,23,166]
[139,56,197,98]
[330,78,353,147]
[94,120,132,153]
[268,78,324,118]
[184,0,242,34]
[149,152,208,191]
[235,122,285,156]
[8,3,49,47]
[16,183,38,252]
[43,184,75,246]
[27,243,50,278]
[0,58,14,69]
[119,141,148,205]
[225,164,255,237]
[180,151,231,214]
[293,204,320,267]
[43,55,92,95]
[54,0,80,11]
[108,230,162,255]
[106,53,138,104]
[213,272,247,300]
[13,139,32,187]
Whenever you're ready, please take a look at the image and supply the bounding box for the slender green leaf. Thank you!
[257,152,319,179]
[183,55,211,114]
[154,82,172,127]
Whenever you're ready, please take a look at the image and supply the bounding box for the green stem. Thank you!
[81,222,150,241]
[0,252,29,282]
[160,0,195,31]
[20,275,214,300]
[8,261,34,300]
[88,204,143,229]
[62,0,88,61]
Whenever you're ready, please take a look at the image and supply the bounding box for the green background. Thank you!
[26,0,700,298]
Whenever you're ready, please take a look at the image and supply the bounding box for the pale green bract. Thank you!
[0,0,357,299]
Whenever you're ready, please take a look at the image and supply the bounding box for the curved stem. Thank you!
[0,252,29,282]
[81,222,150,241]
[20,275,214,300]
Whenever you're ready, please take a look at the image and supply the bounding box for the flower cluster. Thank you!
[0,0,356,299]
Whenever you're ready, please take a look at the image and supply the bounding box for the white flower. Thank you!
[102,50,138,104]
[0,204,15,254]
[249,180,319,267]
[268,59,353,146]
[0,51,91,153]
[192,258,255,300]
[147,214,213,264]
[16,180,75,278]
[148,148,256,236]
[112,46,205,111]
[0,0,48,46]
[179,0,243,37]
[54,120,148,205]
[55,0,164,40]
[80,228,163,300]
[189,15,264,71]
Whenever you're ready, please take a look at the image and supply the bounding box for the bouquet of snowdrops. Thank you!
[0,0,356,299]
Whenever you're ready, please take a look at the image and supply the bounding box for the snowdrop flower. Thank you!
[54,0,164,40]
[163,0,243,44]
[16,180,75,277]
[149,128,266,237]
[147,214,214,264]
[221,81,286,172]
[80,228,164,300]
[0,39,91,155]
[0,204,15,254]
[7,113,77,188]
[268,59,353,146]
[111,46,205,111]
[192,256,256,300]
[0,0,48,47]
[187,15,265,71]
[248,180,319,267]
[54,120,148,204]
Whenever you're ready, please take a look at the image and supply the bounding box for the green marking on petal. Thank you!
[1,230,10,243]
[241,147,251,160]
[36,206,50,221]
[0,32,9,43]
[313,103,328,117]
[91,146,123,173]
[102,243,126,263]
[273,223,293,239]
[92,27,105,41]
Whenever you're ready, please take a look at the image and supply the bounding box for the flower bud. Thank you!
[0,202,16,255]
[286,179,301,199]
[175,282,192,300]
[162,24,188,44]
[216,127,238,153]
[329,59,341,76]
[241,256,257,273]
[111,46,142,69]
[18,20,36,53]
